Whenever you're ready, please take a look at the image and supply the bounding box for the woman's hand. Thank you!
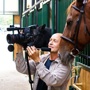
[26,46,40,63]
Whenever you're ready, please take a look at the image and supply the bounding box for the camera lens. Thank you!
[7,34,12,44]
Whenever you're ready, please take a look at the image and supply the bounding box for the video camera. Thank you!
[6,24,51,52]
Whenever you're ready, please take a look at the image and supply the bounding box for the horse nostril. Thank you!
[71,48,80,55]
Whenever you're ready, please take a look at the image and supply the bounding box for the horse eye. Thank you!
[67,20,73,26]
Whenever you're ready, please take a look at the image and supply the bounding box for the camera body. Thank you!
[6,24,51,52]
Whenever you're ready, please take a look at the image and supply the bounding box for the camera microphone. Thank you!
[7,27,24,31]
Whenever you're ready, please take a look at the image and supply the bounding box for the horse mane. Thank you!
[67,0,76,15]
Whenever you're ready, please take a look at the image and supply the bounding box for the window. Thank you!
[0,0,18,15]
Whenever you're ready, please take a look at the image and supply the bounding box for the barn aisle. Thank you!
[0,31,31,90]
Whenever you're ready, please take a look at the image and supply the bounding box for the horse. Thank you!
[59,0,90,65]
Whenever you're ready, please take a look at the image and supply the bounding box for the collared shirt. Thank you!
[15,53,72,90]
[36,58,53,90]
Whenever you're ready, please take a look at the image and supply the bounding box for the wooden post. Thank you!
[13,15,23,60]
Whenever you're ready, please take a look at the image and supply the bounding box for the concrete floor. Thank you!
[0,31,31,90]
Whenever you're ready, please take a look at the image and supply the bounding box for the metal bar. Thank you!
[22,0,50,15]
[70,74,82,90]
[52,0,55,34]
[73,84,82,90]
[3,0,5,14]
[22,0,43,15]
[76,83,82,86]
[43,0,51,4]
[55,0,58,33]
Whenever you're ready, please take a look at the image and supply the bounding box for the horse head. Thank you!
[59,0,90,65]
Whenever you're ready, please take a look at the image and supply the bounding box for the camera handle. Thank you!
[25,51,33,90]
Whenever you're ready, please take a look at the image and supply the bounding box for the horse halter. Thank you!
[61,0,89,57]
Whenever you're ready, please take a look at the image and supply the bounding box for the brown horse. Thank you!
[59,0,90,65]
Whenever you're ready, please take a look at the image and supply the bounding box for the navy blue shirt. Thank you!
[36,58,53,90]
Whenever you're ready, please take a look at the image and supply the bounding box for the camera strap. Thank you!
[25,52,33,90]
